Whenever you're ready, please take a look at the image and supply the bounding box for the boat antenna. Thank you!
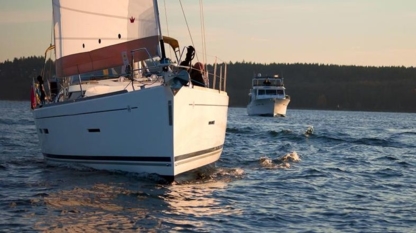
[154,0,166,60]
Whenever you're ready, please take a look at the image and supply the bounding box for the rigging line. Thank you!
[163,0,172,58]
[50,16,54,50]
[201,0,209,83]
[200,0,207,67]
[41,18,55,99]
[179,0,199,62]
[199,0,204,65]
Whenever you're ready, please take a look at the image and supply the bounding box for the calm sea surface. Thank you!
[1,100,416,232]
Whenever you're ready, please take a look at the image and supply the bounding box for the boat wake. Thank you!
[278,151,301,162]
[266,127,314,140]
[174,164,244,185]
[304,126,314,136]
[259,151,301,169]
[40,160,244,185]
[226,126,254,135]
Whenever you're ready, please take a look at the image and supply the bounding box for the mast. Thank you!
[153,0,166,60]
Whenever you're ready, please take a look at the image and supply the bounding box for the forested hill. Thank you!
[1,58,416,113]
[226,62,416,112]
[0,57,53,100]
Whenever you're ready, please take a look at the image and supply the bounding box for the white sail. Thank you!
[52,0,160,77]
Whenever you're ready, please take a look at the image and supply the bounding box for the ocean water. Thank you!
[1,100,416,232]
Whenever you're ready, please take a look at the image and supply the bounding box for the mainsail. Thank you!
[52,0,160,77]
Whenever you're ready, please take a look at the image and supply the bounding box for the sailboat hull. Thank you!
[33,86,228,177]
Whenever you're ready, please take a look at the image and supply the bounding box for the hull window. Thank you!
[88,129,101,133]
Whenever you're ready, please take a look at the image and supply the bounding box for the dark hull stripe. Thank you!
[44,154,171,162]
[175,145,223,162]
[45,158,170,167]
[175,150,220,166]
[35,106,138,120]
[43,144,224,164]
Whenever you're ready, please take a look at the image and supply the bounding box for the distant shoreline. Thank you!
[2,58,416,113]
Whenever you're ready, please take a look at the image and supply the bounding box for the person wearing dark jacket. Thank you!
[190,62,205,87]
[37,75,46,105]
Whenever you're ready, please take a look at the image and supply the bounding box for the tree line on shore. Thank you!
[1,57,415,113]
[0,56,53,100]
[224,61,416,113]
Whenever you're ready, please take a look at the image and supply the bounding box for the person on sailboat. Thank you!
[36,75,46,105]
[179,46,196,70]
[190,62,206,87]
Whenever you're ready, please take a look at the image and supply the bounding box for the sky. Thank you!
[0,0,415,67]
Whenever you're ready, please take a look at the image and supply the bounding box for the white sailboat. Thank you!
[247,74,290,117]
[32,0,229,181]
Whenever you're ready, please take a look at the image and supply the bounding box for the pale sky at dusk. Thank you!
[0,0,415,67]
